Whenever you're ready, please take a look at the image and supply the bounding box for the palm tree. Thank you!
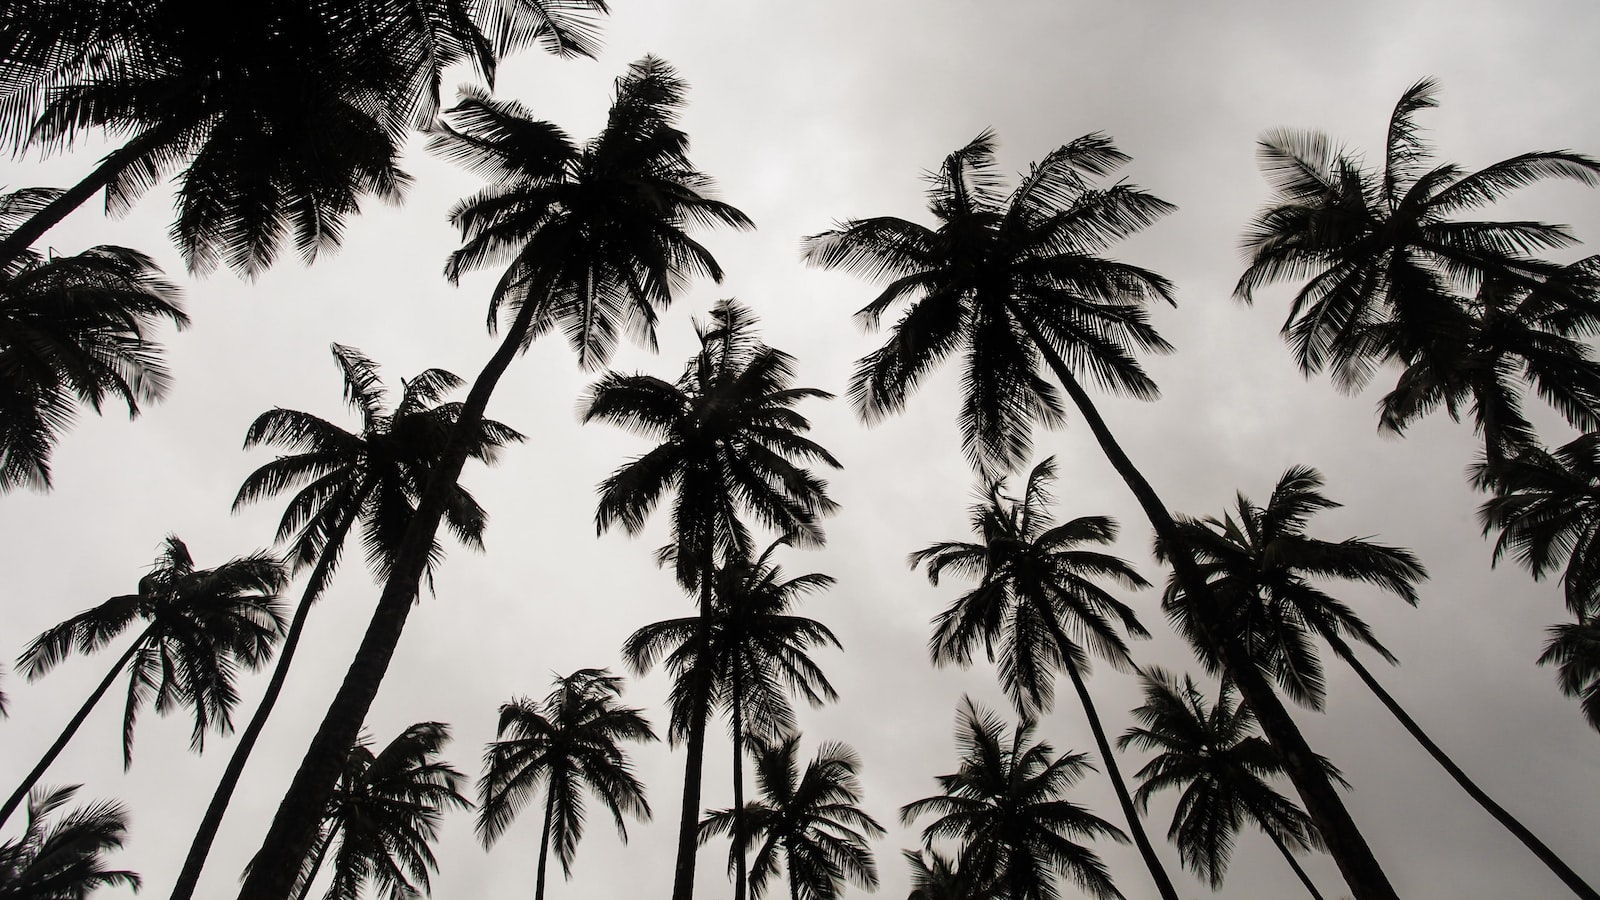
[910,457,1176,899]
[290,722,470,900]
[1476,432,1600,620]
[3,535,287,828]
[802,130,1399,899]
[239,58,747,900]
[586,297,839,900]
[1116,668,1328,898]
[0,785,139,899]
[1166,464,1599,899]
[624,535,841,900]
[903,848,991,900]
[900,698,1125,900]
[700,735,884,900]
[477,669,656,900]
[0,188,187,492]
[169,345,522,900]
[1538,620,1600,731]
[0,0,610,275]
[1236,78,1600,459]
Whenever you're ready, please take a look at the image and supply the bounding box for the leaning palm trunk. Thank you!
[1015,310,1399,900]
[0,624,153,827]
[170,512,357,900]
[671,549,718,900]
[237,300,540,900]
[730,663,748,900]
[1264,826,1328,900]
[535,783,556,900]
[1326,634,1600,900]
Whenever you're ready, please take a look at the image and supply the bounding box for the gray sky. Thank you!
[5,1,1600,898]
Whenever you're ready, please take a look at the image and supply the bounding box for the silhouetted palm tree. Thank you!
[700,736,884,900]
[3,535,286,828]
[903,848,991,900]
[588,298,838,900]
[0,188,186,492]
[477,669,656,900]
[1167,465,1598,899]
[240,58,747,900]
[901,698,1126,900]
[1236,78,1600,460]
[1117,669,1327,897]
[911,457,1175,898]
[1539,620,1600,731]
[625,536,841,899]
[169,346,521,900]
[1476,433,1600,620]
[0,785,139,899]
[291,723,469,900]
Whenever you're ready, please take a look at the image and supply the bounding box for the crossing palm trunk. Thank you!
[1265,825,1328,900]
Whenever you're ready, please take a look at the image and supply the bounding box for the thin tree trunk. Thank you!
[237,299,542,900]
[535,783,556,900]
[670,547,717,900]
[290,827,332,900]
[0,625,152,827]
[1265,825,1327,900]
[1330,635,1600,900]
[731,663,747,900]
[0,123,180,271]
[170,511,358,900]
[1054,636,1180,900]
[1015,309,1399,900]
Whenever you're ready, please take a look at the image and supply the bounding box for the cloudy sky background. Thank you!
[4,1,1600,897]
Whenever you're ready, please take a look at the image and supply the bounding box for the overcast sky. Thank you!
[5,1,1600,898]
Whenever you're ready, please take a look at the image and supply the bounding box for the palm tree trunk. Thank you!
[670,548,716,900]
[0,624,152,827]
[1015,309,1399,900]
[536,784,556,900]
[1053,636,1179,900]
[1330,635,1600,900]
[1264,825,1327,900]
[0,123,180,271]
[170,511,358,900]
[237,299,543,900]
[291,827,333,900]
[731,664,747,900]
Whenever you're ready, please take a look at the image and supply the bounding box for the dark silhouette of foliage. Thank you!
[903,848,993,900]
[1477,433,1600,620]
[0,785,139,900]
[1539,621,1600,732]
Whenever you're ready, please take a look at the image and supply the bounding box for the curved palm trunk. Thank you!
[0,624,153,827]
[1329,635,1600,900]
[535,782,556,900]
[671,555,716,900]
[237,300,542,900]
[0,123,180,271]
[1050,627,1179,900]
[1016,310,1399,900]
[1264,825,1328,900]
[731,665,748,900]
[170,511,358,900]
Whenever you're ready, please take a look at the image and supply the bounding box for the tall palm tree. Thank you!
[624,535,841,900]
[1236,78,1600,459]
[910,457,1175,899]
[587,298,839,900]
[239,58,748,900]
[1116,669,1327,898]
[1166,464,1599,899]
[169,346,522,900]
[3,535,287,828]
[290,722,470,900]
[0,187,187,492]
[477,669,656,900]
[0,0,610,275]
[700,735,884,900]
[900,697,1126,900]
[803,130,1399,900]
[0,785,139,899]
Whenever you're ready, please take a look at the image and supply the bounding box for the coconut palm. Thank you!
[169,345,522,900]
[624,535,841,899]
[700,736,883,900]
[477,669,656,900]
[910,456,1175,898]
[1166,464,1599,899]
[0,785,139,900]
[2,535,286,828]
[240,58,747,900]
[0,187,187,492]
[289,722,468,900]
[587,297,839,900]
[903,848,990,900]
[1117,669,1328,898]
[1476,432,1600,619]
[0,0,610,275]
[900,698,1125,900]
[1539,620,1600,731]
[1236,78,1600,457]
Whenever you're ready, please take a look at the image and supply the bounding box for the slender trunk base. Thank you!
[1267,826,1327,900]
[732,668,747,900]
[536,785,555,900]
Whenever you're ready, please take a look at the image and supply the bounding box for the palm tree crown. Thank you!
[0,785,139,900]
[1476,432,1600,619]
